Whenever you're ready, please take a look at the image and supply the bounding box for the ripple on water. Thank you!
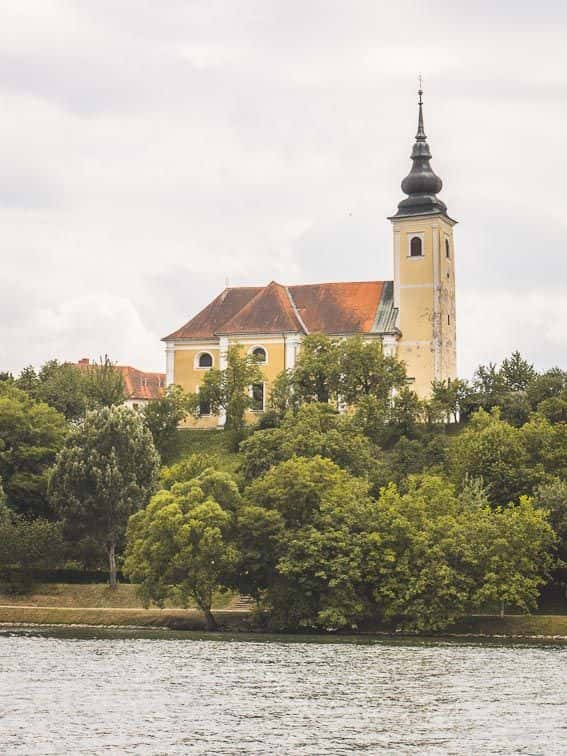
[0,631,565,755]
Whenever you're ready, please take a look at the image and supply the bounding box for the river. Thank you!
[1,628,566,754]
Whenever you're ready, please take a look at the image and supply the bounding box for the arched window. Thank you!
[252,346,267,363]
[198,353,213,368]
[445,239,450,259]
[410,236,423,257]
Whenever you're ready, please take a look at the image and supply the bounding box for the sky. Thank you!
[1,0,567,379]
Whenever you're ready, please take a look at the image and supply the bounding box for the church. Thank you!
[163,91,457,428]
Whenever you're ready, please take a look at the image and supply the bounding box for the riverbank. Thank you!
[1,604,567,641]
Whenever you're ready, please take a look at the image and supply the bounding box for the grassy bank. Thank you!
[169,429,240,471]
[448,614,567,637]
[0,583,236,610]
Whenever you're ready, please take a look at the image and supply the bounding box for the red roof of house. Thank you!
[77,359,165,401]
[163,280,397,341]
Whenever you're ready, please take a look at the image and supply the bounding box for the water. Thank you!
[1,628,566,755]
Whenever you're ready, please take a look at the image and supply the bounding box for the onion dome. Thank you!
[394,88,447,217]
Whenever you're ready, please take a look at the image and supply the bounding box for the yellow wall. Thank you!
[172,337,288,428]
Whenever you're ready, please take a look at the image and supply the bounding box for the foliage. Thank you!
[35,360,86,421]
[239,403,376,482]
[0,384,67,518]
[367,476,554,630]
[82,355,126,409]
[124,470,240,629]
[49,406,160,586]
[534,479,567,566]
[0,502,63,592]
[335,337,407,406]
[290,334,338,404]
[188,345,263,432]
[242,456,374,630]
[142,385,189,461]
[449,409,545,506]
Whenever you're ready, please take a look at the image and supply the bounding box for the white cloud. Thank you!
[0,1,566,377]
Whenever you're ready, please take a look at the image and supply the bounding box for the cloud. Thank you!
[0,1,566,378]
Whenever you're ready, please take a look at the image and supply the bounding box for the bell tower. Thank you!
[389,87,457,397]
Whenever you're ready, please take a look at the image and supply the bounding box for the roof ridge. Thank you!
[284,286,309,335]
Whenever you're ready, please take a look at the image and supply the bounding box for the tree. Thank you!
[242,456,375,630]
[49,406,160,587]
[124,470,240,629]
[500,351,536,392]
[83,355,125,409]
[188,345,262,432]
[430,378,474,424]
[534,479,567,568]
[335,337,407,406]
[0,384,67,518]
[366,476,554,630]
[239,403,375,482]
[291,334,338,405]
[472,497,555,617]
[449,409,544,506]
[36,360,86,421]
[143,385,188,460]
[0,500,63,590]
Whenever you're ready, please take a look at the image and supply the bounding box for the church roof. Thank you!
[163,280,397,341]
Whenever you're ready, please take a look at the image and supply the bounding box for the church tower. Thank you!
[389,88,457,397]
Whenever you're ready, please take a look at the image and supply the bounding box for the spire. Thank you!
[394,84,447,218]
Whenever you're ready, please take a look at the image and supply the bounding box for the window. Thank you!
[198,352,213,368]
[445,239,450,258]
[252,346,267,363]
[410,236,423,257]
[447,314,451,326]
[199,397,211,416]
[251,383,265,412]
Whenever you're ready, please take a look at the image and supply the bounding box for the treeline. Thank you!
[1,339,566,633]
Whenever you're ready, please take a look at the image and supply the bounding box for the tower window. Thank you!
[445,239,450,258]
[197,352,213,368]
[447,314,451,325]
[251,346,267,363]
[410,236,423,257]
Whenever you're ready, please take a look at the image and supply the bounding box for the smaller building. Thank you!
[77,358,165,410]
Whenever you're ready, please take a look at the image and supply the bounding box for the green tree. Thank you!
[449,409,544,506]
[472,497,555,617]
[0,384,67,518]
[83,355,125,409]
[500,351,536,392]
[430,378,474,424]
[534,479,567,567]
[0,501,63,590]
[49,406,160,586]
[291,334,338,404]
[16,365,40,396]
[36,360,86,421]
[124,470,240,629]
[335,337,406,406]
[188,345,262,432]
[243,456,375,630]
[239,403,375,482]
[143,384,188,460]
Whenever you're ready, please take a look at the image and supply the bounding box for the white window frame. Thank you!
[249,381,266,413]
[407,233,425,259]
[195,352,214,370]
[248,345,268,365]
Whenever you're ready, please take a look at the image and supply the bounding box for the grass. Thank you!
[168,429,241,472]
[0,583,236,610]
[0,606,252,631]
[448,614,567,637]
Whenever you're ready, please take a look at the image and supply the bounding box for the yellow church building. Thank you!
[163,90,457,427]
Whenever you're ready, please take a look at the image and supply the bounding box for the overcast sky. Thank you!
[1,1,566,378]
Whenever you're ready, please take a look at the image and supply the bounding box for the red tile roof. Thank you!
[163,280,395,341]
[163,287,261,341]
[217,281,303,335]
[77,360,165,401]
[288,281,385,334]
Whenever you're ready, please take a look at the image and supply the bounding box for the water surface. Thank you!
[1,628,565,754]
